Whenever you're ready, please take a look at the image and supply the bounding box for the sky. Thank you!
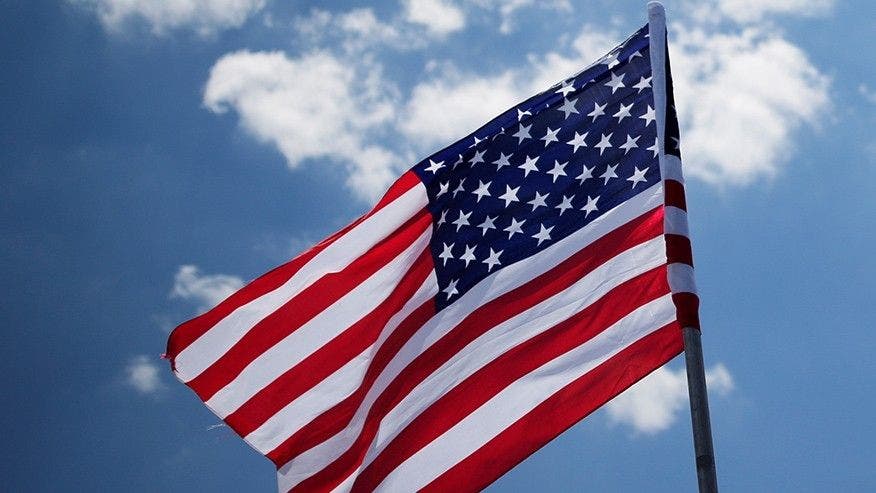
[1,0,875,491]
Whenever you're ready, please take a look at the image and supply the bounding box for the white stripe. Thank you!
[664,205,689,236]
[174,183,428,382]
[663,154,684,183]
[244,274,439,454]
[668,262,697,294]
[375,295,677,492]
[276,184,663,491]
[206,228,432,417]
[347,237,667,487]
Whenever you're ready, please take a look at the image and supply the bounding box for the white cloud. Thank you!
[292,8,411,54]
[124,355,164,394]
[170,265,244,312]
[860,84,876,105]
[74,0,266,36]
[400,69,521,150]
[669,25,830,186]
[403,0,466,35]
[606,363,734,434]
[203,50,403,202]
[467,0,572,34]
[711,0,835,24]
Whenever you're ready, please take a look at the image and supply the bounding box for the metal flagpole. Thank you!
[647,3,719,492]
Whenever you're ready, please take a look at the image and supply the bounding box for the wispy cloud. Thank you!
[203,50,403,202]
[605,363,734,434]
[124,354,164,394]
[71,0,267,36]
[403,0,466,36]
[860,84,876,105]
[170,265,244,313]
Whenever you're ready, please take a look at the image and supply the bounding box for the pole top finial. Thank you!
[647,1,665,18]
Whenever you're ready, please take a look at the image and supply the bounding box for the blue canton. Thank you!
[412,26,659,310]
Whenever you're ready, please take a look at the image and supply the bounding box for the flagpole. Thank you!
[647,3,719,492]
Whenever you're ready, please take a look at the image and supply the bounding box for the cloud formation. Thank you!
[203,50,402,202]
[74,0,266,36]
[170,265,244,313]
[709,0,835,24]
[605,363,734,434]
[125,355,164,394]
[403,0,466,35]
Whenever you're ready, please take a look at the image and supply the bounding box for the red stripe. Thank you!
[665,233,693,266]
[285,207,665,490]
[350,267,670,492]
[226,248,434,437]
[166,171,421,363]
[673,292,700,330]
[421,322,684,493]
[664,179,687,211]
[187,210,432,402]
[270,206,662,466]
[266,297,437,465]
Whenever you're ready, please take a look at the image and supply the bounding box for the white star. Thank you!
[601,52,620,68]
[436,181,449,198]
[595,133,613,155]
[482,248,502,272]
[633,76,652,93]
[556,80,576,96]
[477,215,497,235]
[628,50,642,62]
[438,242,454,265]
[558,98,579,119]
[547,160,568,183]
[513,123,532,144]
[556,194,574,216]
[532,224,554,246]
[437,209,448,227]
[613,103,633,122]
[470,149,486,165]
[493,152,512,169]
[452,210,471,231]
[647,138,659,157]
[498,185,521,207]
[443,278,459,298]
[627,166,649,188]
[600,164,618,184]
[576,165,595,184]
[567,131,588,152]
[604,72,625,93]
[581,195,599,217]
[517,108,531,121]
[640,105,656,127]
[540,127,560,146]
[453,154,464,168]
[472,180,491,202]
[471,136,483,147]
[460,244,477,267]
[518,155,540,177]
[504,217,526,238]
[619,134,640,154]
[424,159,444,174]
[452,180,466,197]
[528,191,549,211]
[588,102,606,122]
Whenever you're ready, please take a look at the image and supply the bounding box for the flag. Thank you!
[167,20,698,493]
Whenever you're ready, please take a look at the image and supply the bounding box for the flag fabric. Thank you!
[167,20,698,493]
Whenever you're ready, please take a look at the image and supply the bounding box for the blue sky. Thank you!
[2,0,875,491]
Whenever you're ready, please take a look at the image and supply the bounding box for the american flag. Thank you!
[166,22,698,492]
